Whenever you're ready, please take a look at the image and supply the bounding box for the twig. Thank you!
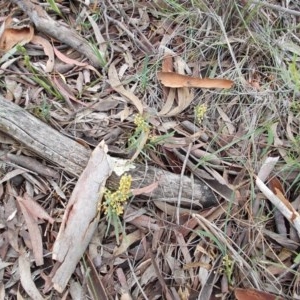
[176,143,192,225]
[256,176,300,237]
[11,0,103,68]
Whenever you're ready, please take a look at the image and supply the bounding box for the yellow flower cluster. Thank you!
[195,104,207,124]
[222,254,234,284]
[134,114,150,132]
[102,174,132,216]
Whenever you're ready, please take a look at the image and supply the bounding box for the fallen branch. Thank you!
[0,96,217,208]
[11,0,103,68]
[256,176,300,237]
[0,96,89,177]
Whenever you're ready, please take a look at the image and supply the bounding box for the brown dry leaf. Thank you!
[20,193,54,224]
[269,177,296,236]
[53,46,87,67]
[0,25,34,52]
[17,194,53,266]
[116,267,132,300]
[159,53,176,115]
[30,35,54,72]
[153,200,194,217]
[131,180,158,195]
[234,288,284,300]
[162,54,173,73]
[158,88,176,116]
[158,58,195,117]
[17,205,41,265]
[108,62,143,114]
[114,230,142,256]
[157,72,234,89]
[127,214,160,231]
[269,176,284,194]
[19,251,44,300]
[54,46,103,78]
[270,178,297,222]
[158,58,194,117]
[52,142,112,293]
[86,13,107,57]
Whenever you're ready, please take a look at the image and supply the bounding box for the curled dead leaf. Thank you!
[157,72,234,89]
[31,35,54,72]
[268,176,284,195]
[108,62,143,114]
[131,180,158,195]
[0,25,34,52]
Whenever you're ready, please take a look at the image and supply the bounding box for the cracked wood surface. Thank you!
[0,96,217,208]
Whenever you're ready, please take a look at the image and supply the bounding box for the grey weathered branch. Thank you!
[11,0,103,68]
[0,96,217,208]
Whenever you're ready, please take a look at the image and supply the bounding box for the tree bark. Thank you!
[0,97,217,208]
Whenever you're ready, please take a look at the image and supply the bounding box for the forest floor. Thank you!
[0,0,300,299]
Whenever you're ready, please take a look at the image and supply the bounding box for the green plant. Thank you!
[46,0,63,17]
[31,98,52,122]
[127,114,151,159]
[101,174,132,244]
[19,46,63,100]
[222,254,234,285]
[140,55,150,91]
[194,103,207,124]
[89,41,107,68]
[128,114,174,159]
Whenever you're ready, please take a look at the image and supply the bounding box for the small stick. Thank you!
[11,0,103,68]
[176,143,192,225]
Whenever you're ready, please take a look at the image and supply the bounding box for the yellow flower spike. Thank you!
[134,114,150,132]
[195,104,207,124]
[101,174,132,217]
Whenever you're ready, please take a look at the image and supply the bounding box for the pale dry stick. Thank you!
[176,143,192,225]
[11,0,103,68]
[256,176,300,237]
[251,0,300,17]
[1,152,59,178]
